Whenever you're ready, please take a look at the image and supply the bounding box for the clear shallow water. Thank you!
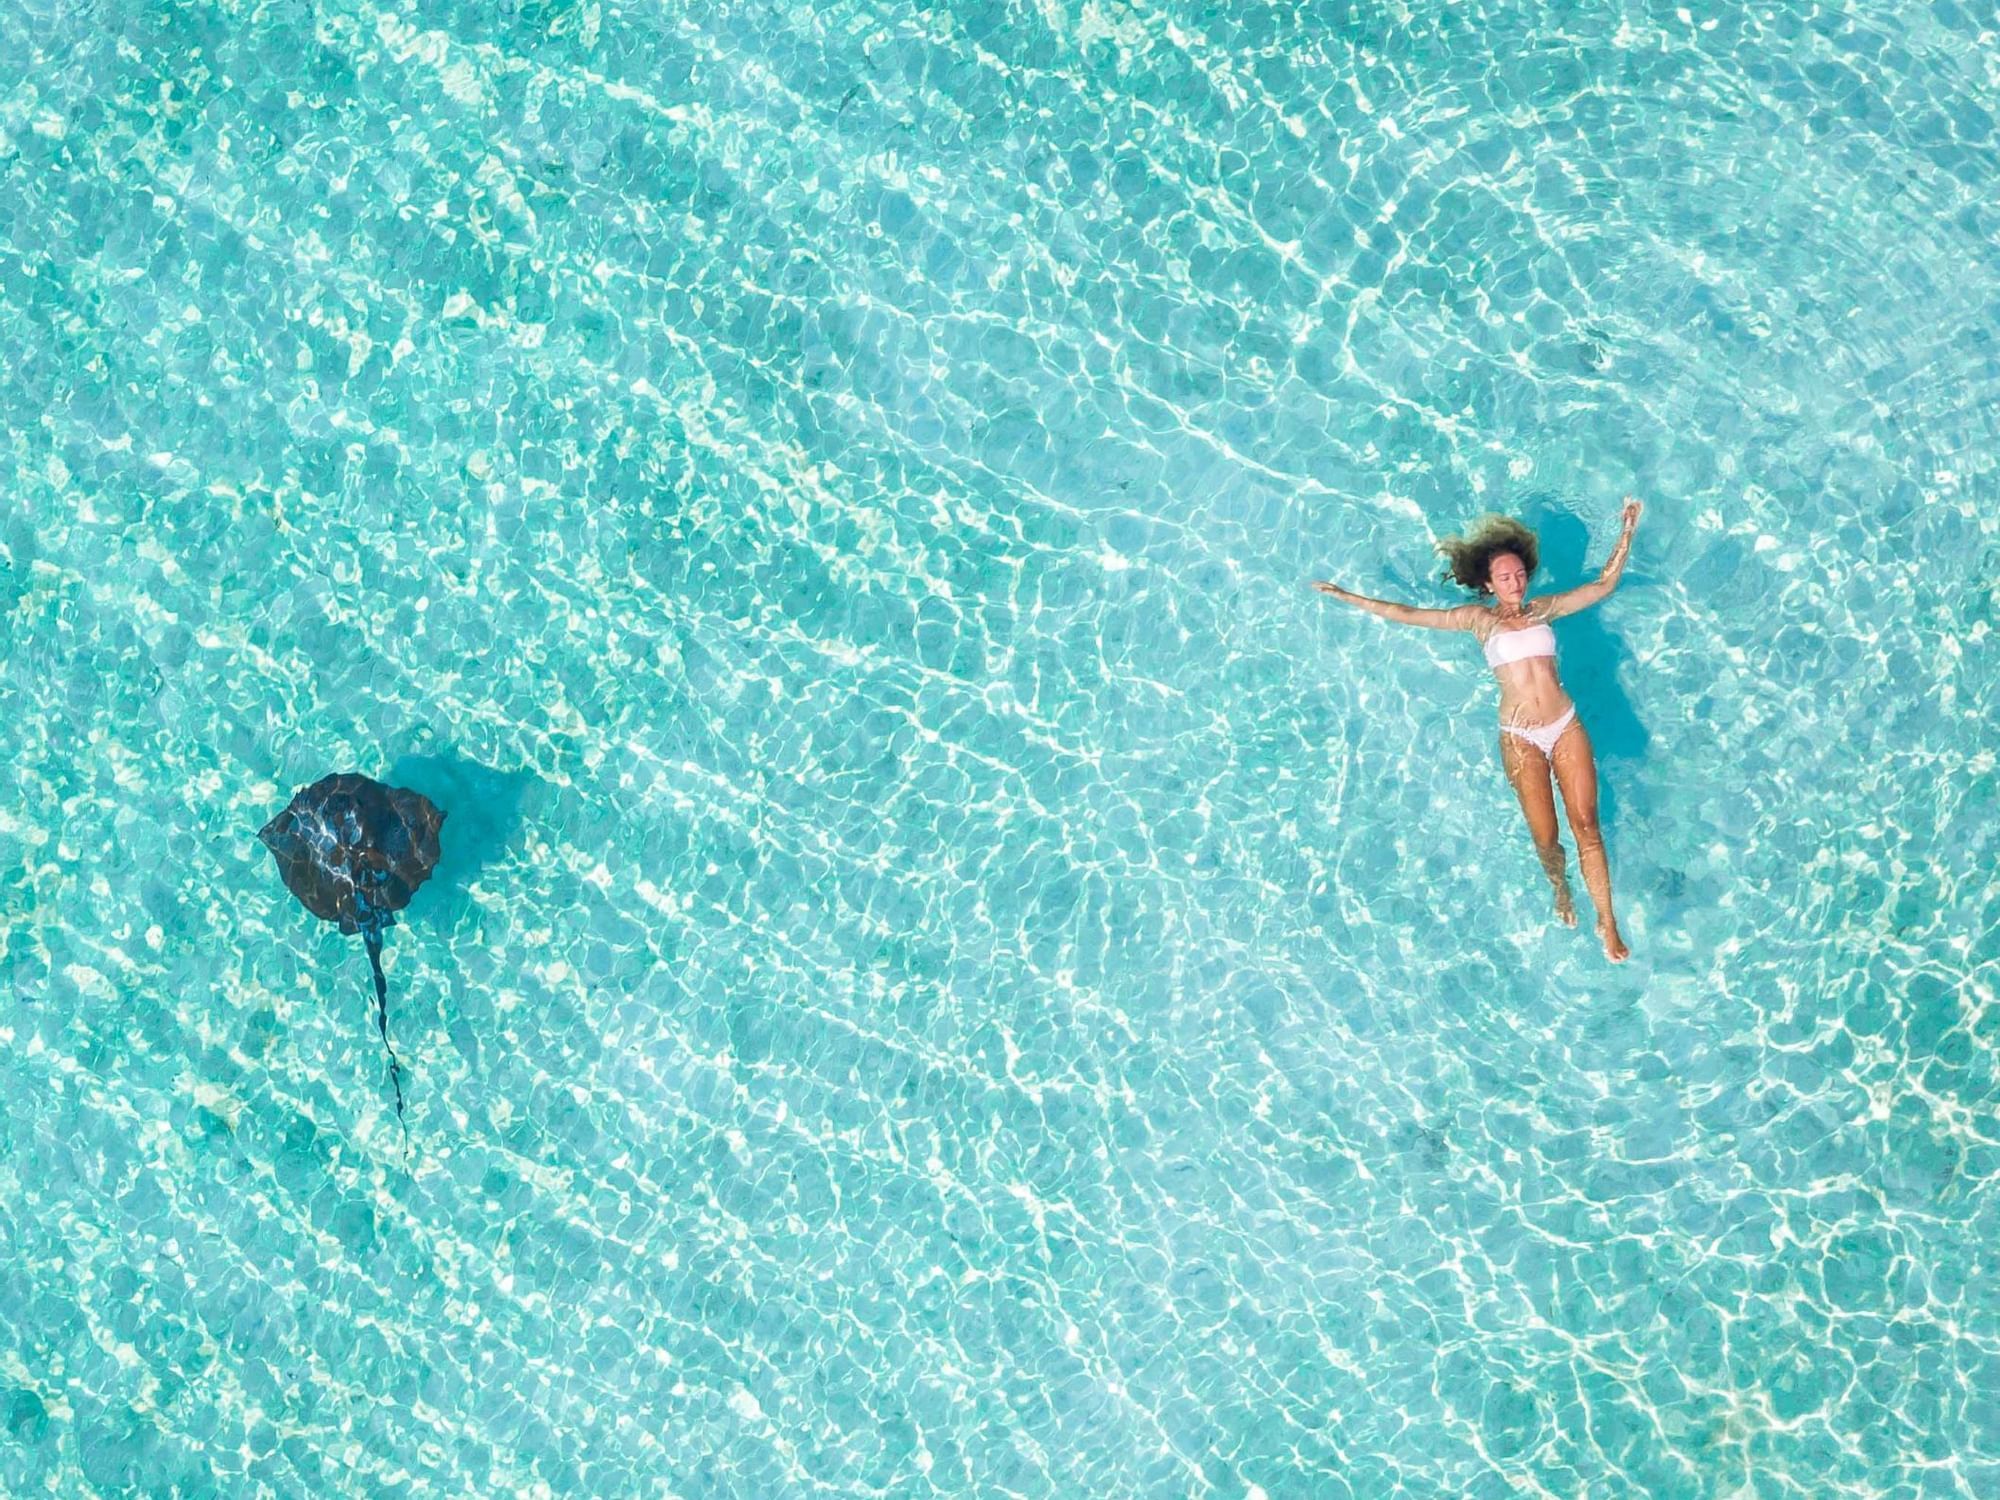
[2,0,1997,1493]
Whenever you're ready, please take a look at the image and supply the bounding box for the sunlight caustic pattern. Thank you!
[1,0,1997,1495]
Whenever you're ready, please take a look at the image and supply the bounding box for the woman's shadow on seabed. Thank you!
[1521,497,1652,830]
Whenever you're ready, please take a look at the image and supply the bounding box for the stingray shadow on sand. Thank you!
[383,751,541,926]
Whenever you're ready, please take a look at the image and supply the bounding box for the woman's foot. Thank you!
[1553,882,1577,926]
[1535,843,1576,926]
[1598,921,1629,962]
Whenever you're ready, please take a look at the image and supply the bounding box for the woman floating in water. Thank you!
[1313,500,1643,961]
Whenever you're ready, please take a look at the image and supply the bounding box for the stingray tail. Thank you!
[362,924,410,1152]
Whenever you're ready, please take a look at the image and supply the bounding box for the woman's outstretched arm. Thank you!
[1311,581,1481,631]
[1538,498,1643,619]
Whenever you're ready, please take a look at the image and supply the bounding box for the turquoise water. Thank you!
[3,0,1997,1493]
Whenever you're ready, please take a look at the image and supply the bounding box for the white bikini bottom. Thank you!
[1502,705,1578,757]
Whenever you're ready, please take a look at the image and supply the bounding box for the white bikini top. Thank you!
[1483,622,1556,669]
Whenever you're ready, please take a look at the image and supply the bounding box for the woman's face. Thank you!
[1487,552,1529,605]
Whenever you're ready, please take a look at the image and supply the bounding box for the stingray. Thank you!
[259,773,446,1136]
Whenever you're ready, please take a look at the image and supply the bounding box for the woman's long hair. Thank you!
[1437,516,1540,594]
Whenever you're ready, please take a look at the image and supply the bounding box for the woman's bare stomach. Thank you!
[1494,662,1572,726]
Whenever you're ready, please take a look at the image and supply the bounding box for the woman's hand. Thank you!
[1621,497,1643,531]
[1310,580,1349,599]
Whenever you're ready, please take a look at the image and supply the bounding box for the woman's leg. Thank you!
[1549,719,1628,961]
[1499,732,1575,926]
